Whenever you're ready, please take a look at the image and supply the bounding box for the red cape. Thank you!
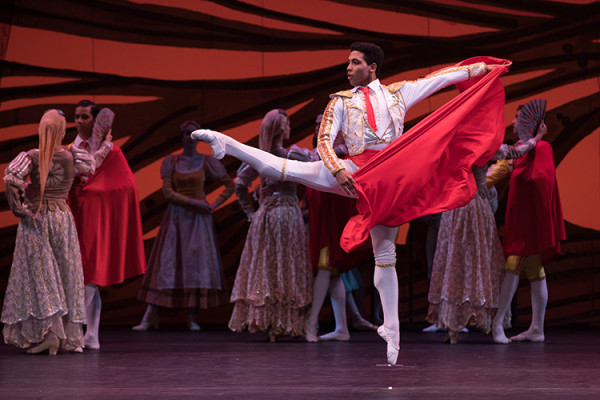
[341,57,512,252]
[503,141,565,260]
[305,188,371,274]
[68,146,147,286]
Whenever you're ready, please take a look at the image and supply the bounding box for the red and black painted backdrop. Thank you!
[0,0,599,327]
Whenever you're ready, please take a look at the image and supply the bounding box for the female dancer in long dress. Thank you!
[1,110,100,354]
[133,121,234,331]
[427,114,547,343]
[228,109,313,341]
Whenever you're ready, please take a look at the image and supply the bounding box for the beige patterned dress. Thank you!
[2,149,92,349]
[426,166,509,334]
[229,147,313,336]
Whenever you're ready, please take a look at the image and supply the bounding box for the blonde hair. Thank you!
[38,110,66,208]
[258,109,288,152]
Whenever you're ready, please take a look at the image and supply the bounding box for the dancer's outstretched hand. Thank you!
[335,169,357,196]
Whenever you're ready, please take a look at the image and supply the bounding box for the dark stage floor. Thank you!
[0,326,599,399]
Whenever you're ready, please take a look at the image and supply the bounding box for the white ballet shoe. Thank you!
[191,129,226,160]
[422,323,443,333]
[318,330,350,341]
[510,329,545,342]
[377,325,400,366]
[492,323,511,344]
[188,321,201,331]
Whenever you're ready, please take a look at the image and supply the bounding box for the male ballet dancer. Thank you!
[192,42,499,365]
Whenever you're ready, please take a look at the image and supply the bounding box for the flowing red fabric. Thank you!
[341,57,512,252]
[502,141,565,261]
[68,146,147,286]
[305,188,371,275]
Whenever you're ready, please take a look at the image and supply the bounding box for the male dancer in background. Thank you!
[68,100,146,350]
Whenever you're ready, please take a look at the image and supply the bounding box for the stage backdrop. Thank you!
[0,0,599,328]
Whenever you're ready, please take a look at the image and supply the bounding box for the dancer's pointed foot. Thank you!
[319,330,350,341]
[377,325,400,366]
[191,129,226,159]
[350,315,378,331]
[27,334,60,356]
[492,322,511,344]
[510,329,545,342]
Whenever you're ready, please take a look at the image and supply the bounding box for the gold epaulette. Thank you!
[331,89,353,98]
[386,81,406,93]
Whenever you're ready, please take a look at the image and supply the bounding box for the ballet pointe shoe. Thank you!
[191,129,226,160]
[318,330,350,341]
[377,325,400,366]
[510,329,545,342]
[443,330,459,344]
[27,334,60,356]
[350,314,378,331]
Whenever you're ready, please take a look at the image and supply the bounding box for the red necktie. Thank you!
[360,87,377,132]
[81,141,88,149]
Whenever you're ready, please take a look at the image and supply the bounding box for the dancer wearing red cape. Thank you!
[68,100,146,351]
[192,43,510,366]
[342,57,512,252]
[69,147,146,287]
[491,102,565,344]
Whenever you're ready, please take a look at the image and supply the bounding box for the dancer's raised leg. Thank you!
[192,129,353,196]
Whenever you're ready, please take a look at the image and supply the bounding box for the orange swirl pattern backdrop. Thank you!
[0,0,599,327]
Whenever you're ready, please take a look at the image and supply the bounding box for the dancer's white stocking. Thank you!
[370,225,400,365]
[319,276,350,341]
[191,129,352,196]
[492,272,519,344]
[529,279,547,334]
[306,270,330,342]
[84,284,101,349]
[511,279,547,342]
